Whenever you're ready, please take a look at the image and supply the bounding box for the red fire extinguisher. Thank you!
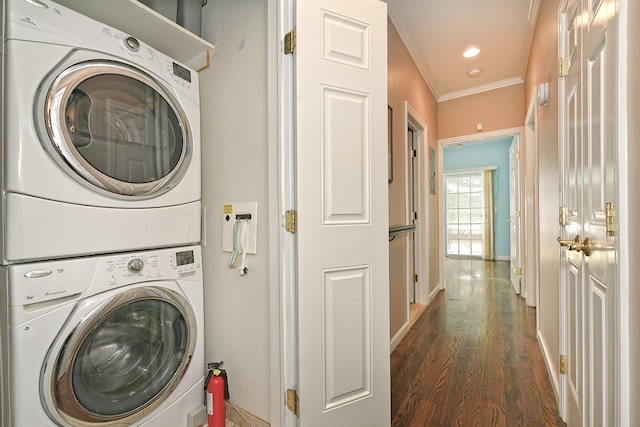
[205,362,229,427]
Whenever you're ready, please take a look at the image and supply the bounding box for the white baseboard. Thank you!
[429,284,441,303]
[496,255,510,261]
[226,401,270,427]
[537,330,560,403]
[390,321,410,353]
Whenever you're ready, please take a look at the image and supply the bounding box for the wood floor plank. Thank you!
[390,258,566,426]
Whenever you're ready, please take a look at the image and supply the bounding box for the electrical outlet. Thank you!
[187,404,207,427]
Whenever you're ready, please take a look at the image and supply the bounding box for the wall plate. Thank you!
[222,202,257,254]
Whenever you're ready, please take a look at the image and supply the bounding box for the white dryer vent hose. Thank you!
[228,219,248,276]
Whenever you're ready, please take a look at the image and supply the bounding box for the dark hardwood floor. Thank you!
[390,258,565,427]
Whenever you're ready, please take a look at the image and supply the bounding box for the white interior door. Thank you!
[508,138,522,294]
[294,1,390,426]
[559,1,583,423]
[559,0,618,424]
[583,0,617,423]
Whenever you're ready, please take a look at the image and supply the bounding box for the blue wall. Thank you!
[443,137,513,259]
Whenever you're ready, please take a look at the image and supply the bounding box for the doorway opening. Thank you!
[404,102,429,332]
[437,127,526,297]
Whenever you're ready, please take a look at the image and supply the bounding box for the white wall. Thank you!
[200,1,272,422]
[523,0,561,395]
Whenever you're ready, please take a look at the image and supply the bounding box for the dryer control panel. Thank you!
[6,0,200,103]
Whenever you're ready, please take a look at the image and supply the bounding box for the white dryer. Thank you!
[1,0,202,263]
[0,245,205,426]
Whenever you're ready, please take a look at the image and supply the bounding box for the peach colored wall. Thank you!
[524,0,561,395]
[387,19,438,339]
[438,84,525,139]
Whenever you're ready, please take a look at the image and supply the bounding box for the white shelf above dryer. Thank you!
[53,0,214,71]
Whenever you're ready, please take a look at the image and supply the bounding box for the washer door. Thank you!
[42,60,192,199]
[48,286,197,426]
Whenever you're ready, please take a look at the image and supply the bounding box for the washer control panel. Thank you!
[98,246,201,287]
[9,245,202,307]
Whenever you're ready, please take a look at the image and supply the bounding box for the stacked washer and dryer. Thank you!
[0,0,205,426]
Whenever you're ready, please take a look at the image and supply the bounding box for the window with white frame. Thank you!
[445,172,484,257]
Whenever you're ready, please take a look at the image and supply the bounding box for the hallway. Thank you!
[390,258,565,426]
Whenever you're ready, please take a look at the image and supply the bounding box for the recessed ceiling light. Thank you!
[463,47,480,58]
[468,68,481,77]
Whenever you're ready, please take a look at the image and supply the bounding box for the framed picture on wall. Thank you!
[388,106,393,183]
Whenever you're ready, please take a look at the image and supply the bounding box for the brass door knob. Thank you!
[580,238,593,256]
[557,235,592,256]
[557,235,580,247]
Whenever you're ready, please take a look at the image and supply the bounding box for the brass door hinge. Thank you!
[286,388,299,415]
[606,202,615,237]
[285,210,297,233]
[559,206,568,226]
[515,152,520,160]
[560,355,568,374]
[413,274,418,283]
[559,57,569,77]
[515,268,522,277]
[284,28,296,55]
[411,149,417,158]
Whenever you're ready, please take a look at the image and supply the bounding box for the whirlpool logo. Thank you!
[44,290,66,297]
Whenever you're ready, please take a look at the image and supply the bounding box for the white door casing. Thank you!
[404,101,429,306]
[294,1,390,426]
[509,137,522,295]
[524,90,540,309]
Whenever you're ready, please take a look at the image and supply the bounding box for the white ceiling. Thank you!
[386,0,540,101]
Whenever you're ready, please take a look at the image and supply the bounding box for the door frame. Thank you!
[508,136,523,295]
[437,127,525,291]
[524,88,540,310]
[403,101,429,306]
[271,0,292,426]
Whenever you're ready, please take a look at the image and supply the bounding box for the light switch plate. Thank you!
[222,202,257,254]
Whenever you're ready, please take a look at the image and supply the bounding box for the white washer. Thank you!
[1,0,202,264]
[0,245,205,426]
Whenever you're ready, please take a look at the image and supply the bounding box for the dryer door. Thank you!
[41,60,192,199]
[47,285,197,426]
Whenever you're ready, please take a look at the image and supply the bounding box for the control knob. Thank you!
[125,36,140,52]
[127,258,144,272]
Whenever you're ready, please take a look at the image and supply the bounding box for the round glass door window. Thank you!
[42,61,192,198]
[50,287,196,425]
